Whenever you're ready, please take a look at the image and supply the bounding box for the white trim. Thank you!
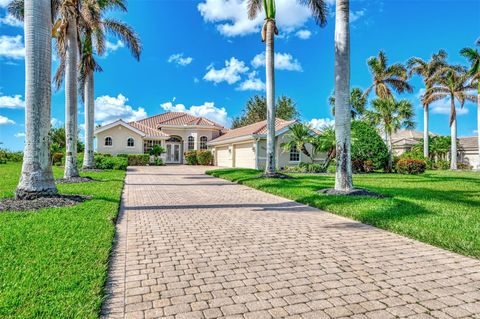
[104,136,113,147]
[94,119,146,137]
[208,135,254,146]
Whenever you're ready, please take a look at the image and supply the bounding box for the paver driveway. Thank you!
[102,166,480,319]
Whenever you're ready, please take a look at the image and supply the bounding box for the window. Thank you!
[127,137,135,147]
[105,136,112,146]
[200,136,208,150]
[188,136,195,150]
[143,140,162,153]
[290,145,300,162]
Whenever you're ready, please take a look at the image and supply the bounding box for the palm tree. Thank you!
[312,126,336,171]
[365,50,413,99]
[407,50,448,158]
[281,123,316,162]
[329,87,367,120]
[425,67,476,170]
[460,42,480,169]
[365,97,415,172]
[334,0,352,191]
[13,0,57,199]
[247,0,327,177]
[79,0,141,169]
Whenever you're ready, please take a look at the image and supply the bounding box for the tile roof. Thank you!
[459,136,478,150]
[128,121,169,138]
[210,118,296,143]
[136,112,224,129]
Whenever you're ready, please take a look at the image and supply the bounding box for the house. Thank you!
[207,118,325,169]
[391,129,479,169]
[94,112,225,164]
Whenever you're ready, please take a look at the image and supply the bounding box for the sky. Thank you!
[0,0,479,151]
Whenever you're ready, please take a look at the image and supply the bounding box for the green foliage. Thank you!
[351,121,389,171]
[232,95,300,128]
[149,145,165,157]
[207,168,480,258]
[435,159,450,170]
[0,163,125,318]
[153,158,164,166]
[329,87,367,119]
[49,127,84,155]
[184,150,198,165]
[94,154,128,170]
[52,152,64,166]
[0,149,23,164]
[283,162,325,173]
[396,158,427,174]
[197,150,213,165]
[127,154,150,166]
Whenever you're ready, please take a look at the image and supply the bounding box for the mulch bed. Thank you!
[318,188,386,198]
[82,168,104,173]
[56,176,95,184]
[261,172,294,179]
[0,194,91,212]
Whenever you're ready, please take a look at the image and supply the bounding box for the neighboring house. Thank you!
[95,112,225,164]
[207,118,325,169]
[391,129,479,169]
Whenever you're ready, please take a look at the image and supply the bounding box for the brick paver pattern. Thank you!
[101,166,480,319]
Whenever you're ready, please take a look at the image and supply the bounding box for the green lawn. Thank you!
[0,162,125,319]
[207,168,480,259]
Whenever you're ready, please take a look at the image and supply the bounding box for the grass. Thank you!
[207,168,480,259]
[0,162,125,319]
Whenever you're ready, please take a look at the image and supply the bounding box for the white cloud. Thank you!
[0,35,25,59]
[0,115,15,125]
[105,40,124,55]
[251,52,302,71]
[0,94,24,109]
[0,13,22,27]
[14,132,25,138]
[198,0,317,37]
[350,10,365,23]
[51,118,63,128]
[203,57,249,84]
[236,71,265,91]
[161,101,230,126]
[295,29,311,40]
[168,53,193,66]
[309,118,334,130]
[95,94,147,125]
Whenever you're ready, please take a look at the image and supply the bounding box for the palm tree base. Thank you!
[261,172,293,179]
[318,188,385,198]
[15,188,58,200]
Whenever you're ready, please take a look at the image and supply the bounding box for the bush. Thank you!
[396,158,426,175]
[94,154,127,170]
[149,145,165,157]
[116,153,129,158]
[283,162,325,173]
[153,158,164,166]
[458,162,473,170]
[184,150,198,165]
[197,150,213,165]
[351,121,389,171]
[127,154,150,166]
[435,159,450,170]
[52,152,64,166]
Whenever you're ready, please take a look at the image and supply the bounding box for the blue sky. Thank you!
[0,0,479,151]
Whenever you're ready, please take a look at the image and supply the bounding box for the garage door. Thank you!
[216,146,231,167]
[234,143,255,169]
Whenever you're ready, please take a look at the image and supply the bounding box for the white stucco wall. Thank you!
[96,125,144,155]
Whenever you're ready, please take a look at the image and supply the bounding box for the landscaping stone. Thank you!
[0,194,90,212]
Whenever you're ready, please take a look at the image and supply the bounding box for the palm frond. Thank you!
[298,0,328,27]
[103,19,142,60]
[247,0,263,19]
[7,0,24,21]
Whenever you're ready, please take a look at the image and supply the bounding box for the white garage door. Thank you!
[234,143,255,169]
[216,146,231,167]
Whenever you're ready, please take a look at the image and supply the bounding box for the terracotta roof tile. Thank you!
[135,112,224,128]
[459,136,478,150]
[210,119,296,143]
[128,121,169,138]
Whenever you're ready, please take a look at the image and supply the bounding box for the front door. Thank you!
[166,143,181,163]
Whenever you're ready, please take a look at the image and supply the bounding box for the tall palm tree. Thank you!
[365,97,415,172]
[334,0,352,190]
[79,0,141,169]
[13,0,58,199]
[460,42,480,169]
[365,50,413,99]
[425,67,476,170]
[407,50,447,158]
[247,0,327,177]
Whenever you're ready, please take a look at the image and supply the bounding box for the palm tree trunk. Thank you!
[423,105,429,158]
[386,131,393,172]
[16,0,57,199]
[477,88,480,169]
[264,19,276,176]
[334,0,352,191]
[64,16,80,178]
[83,70,95,169]
[450,98,457,170]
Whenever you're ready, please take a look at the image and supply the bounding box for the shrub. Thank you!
[149,145,165,157]
[116,153,129,158]
[435,159,450,170]
[94,154,127,170]
[197,150,213,165]
[283,162,324,173]
[184,150,198,165]
[396,158,426,175]
[458,162,472,170]
[52,152,64,166]
[351,160,364,173]
[153,158,164,166]
[127,154,150,166]
[351,121,389,171]
[363,160,374,173]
